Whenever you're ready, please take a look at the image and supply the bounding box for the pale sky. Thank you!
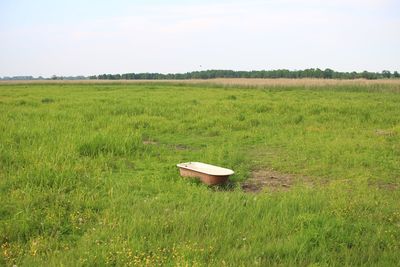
[0,0,399,77]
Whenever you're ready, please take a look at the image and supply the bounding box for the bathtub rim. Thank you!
[176,162,234,176]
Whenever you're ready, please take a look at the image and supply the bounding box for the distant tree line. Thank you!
[2,69,400,81]
[0,76,39,80]
[0,75,88,80]
[89,69,400,80]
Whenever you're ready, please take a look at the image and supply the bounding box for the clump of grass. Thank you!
[237,113,246,121]
[78,134,142,157]
[249,119,260,127]
[293,114,304,124]
[255,104,272,113]
[41,98,54,104]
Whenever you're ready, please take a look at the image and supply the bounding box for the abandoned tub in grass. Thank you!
[177,162,234,185]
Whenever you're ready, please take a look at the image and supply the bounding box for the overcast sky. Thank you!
[0,0,399,77]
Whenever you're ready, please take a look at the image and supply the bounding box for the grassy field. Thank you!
[1,81,399,266]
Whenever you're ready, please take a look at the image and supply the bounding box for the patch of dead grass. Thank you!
[375,129,396,136]
[369,180,399,191]
[143,140,158,145]
[2,78,400,88]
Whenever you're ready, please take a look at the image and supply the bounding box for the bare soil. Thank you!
[375,129,396,136]
[369,180,399,191]
[174,144,190,151]
[143,140,158,145]
[242,169,316,193]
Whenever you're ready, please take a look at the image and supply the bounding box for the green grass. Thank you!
[0,83,399,266]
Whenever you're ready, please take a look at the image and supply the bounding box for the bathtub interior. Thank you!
[177,162,234,176]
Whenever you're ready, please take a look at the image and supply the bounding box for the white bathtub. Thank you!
[177,162,234,185]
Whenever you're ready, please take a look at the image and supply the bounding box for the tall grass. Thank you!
[0,83,399,266]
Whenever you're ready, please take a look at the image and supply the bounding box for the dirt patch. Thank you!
[143,140,158,145]
[375,129,396,136]
[242,169,399,193]
[142,141,193,151]
[242,169,315,193]
[124,160,135,169]
[369,180,399,191]
[175,144,190,151]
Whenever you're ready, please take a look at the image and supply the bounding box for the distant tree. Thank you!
[361,71,377,80]
[382,70,391,79]
[323,68,334,79]
[394,71,400,78]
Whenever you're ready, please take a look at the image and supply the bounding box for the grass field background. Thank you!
[1,81,399,266]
